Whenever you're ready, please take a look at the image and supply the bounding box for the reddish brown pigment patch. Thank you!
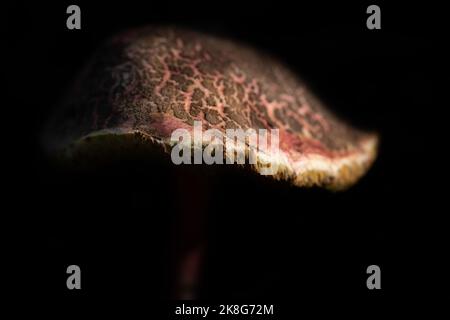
[146,114,192,139]
[278,130,363,161]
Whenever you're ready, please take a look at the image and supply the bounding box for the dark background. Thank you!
[5,0,443,317]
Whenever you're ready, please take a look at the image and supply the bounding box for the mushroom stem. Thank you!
[172,168,209,299]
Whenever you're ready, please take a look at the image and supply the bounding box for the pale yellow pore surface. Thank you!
[61,127,378,191]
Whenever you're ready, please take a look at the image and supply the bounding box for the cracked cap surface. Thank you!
[44,26,378,190]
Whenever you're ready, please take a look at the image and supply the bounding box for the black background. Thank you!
[5,0,444,317]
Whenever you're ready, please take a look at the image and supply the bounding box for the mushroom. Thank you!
[43,26,378,299]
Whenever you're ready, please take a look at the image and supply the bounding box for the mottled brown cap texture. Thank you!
[44,26,378,190]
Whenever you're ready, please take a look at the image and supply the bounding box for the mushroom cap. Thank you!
[44,26,378,190]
